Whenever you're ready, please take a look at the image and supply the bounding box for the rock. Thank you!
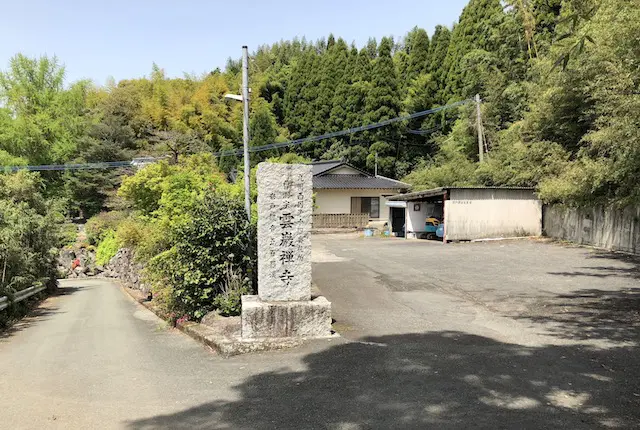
[241,295,332,338]
[58,248,76,270]
[200,311,242,338]
[102,248,145,292]
[242,162,332,341]
[200,310,222,327]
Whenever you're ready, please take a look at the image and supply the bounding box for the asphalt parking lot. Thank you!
[311,234,640,428]
[2,235,638,429]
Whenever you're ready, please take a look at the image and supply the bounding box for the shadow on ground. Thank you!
[0,285,83,340]
[526,251,640,345]
[515,287,640,345]
[127,330,640,429]
[125,250,640,429]
[548,249,640,280]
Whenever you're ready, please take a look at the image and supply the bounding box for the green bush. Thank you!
[212,264,252,316]
[114,218,146,249]
[58,222,79,246]
[0,171,63,296]
[118,153,230,218]
[147,191,256,320]
[95,230,121,266]
[85,211,127,245]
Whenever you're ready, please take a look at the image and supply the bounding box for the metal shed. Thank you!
[387,187,542,241]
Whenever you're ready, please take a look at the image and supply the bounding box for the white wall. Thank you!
[314,189,398,222]
[445,189,542,241]
[405,201,428,239]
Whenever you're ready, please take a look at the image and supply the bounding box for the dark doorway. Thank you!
[391,207,405,237]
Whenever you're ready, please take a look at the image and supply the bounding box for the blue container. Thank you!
[364,228,374,237]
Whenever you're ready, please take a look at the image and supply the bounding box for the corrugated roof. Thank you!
[388,187,447,201]
[313,174,410,190]
[388,186,536,201]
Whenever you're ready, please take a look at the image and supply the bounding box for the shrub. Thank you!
[58,222,79,246]
[118,154,228,218]
[0,171,64,296]
[85,211,127,245]
[147,191,256,320]
[212,264,252,316]
[114,218,146,249]
[95,230,121,266]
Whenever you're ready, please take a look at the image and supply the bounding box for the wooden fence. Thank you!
[312,213,369,229]
[543,204,639,255]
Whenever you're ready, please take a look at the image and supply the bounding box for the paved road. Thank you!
[1,238,638,429]
[0,279,340,429]
[312,236,640,346]
[311,235,640,428]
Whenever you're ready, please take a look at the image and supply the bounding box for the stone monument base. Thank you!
[241,295,332,339]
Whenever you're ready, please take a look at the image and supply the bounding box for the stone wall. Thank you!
[58,246,147,289]
[102,248,147,292]
[543,205,640,254]
[58,246,99,278]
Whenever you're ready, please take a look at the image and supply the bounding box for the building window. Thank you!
[351,197,380,218]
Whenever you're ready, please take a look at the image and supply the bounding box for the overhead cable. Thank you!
[3,99,471,172]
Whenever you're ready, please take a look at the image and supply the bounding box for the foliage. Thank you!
[0,171,64,296]
[2,0,638,208]
[146,191,256,320]
[211,264,252,316]
[0,54,88,165]
[58,222,79,247]
[118,153,230,219]
[85,211,127,245]
[403,0,639,207]
[0,0,638,322]
[114,218,148,249]
[95,230,120,266]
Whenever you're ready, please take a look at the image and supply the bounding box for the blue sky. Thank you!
[0,0,469,85]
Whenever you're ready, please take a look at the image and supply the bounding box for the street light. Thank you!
[223,94,243,102]
[223,46,251,222]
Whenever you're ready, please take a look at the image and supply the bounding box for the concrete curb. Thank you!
[470,236,538,242]
[176,321,305,357]
[119,284,333,358]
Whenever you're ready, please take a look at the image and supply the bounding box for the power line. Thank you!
[213,99,471,157]
[406,118,456,135]
[2,160,138,173]
[2,99,471,172]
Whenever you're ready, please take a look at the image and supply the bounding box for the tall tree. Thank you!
[250,98,280,160]
[364,37,402,175]
[328,46,358,134]
[0,54,87,165]
[428,25,452,105]
[283,49,317,139]
[406,27,430,81]
[313,37,349,137]
[442,0,508,99]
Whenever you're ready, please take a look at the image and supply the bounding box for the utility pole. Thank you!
[475,94,484,162]
[375,152,378,176]
[242,46,251,221]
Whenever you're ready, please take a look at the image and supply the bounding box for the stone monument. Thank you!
[241,162,332,339]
